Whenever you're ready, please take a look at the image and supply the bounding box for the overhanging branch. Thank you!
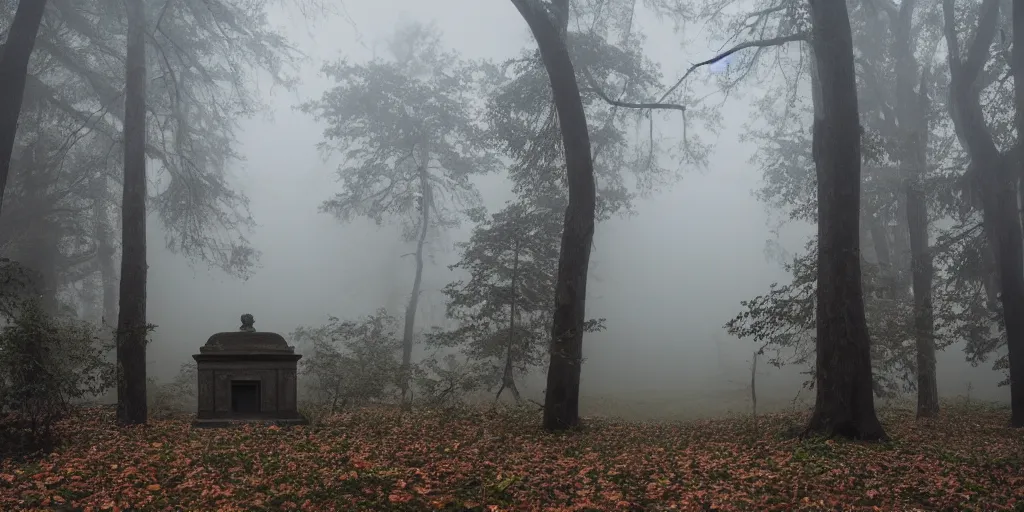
[657,32,808,103]
[580,66,685,112]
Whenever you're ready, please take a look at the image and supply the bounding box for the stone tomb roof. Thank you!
[199,331,296,354]
[195,314,299,358]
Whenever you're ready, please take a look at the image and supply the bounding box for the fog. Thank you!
[140,0,1007,419]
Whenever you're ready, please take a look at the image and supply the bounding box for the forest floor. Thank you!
[0,401,1020,511]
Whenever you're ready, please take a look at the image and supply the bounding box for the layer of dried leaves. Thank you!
[0,402,1021,511]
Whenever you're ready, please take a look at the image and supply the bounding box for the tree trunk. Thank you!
[512,0,596,431]
[15,143,60,315]
[496,239,522,403]
[890,192,911,289]
[1010,0,1024,428]
[23,227,59,315]
[804,0,887,441]
[891,0,939,418]
[399,160,431,407]
[906,167,938,418]
[0,0,48,214]
[99,217,118,327]
[944,0,1024,427]
[866,211,897,298]
[92,179,118,327]
[116,0,148,426]
[984,167,1024,428]
[906,155,938,419]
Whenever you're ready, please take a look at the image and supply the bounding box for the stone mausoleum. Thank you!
[192,314,308,427]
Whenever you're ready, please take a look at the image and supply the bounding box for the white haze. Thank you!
[143,0,1009,419]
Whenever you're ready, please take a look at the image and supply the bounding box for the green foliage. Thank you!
[932,222,1007,383]
[300,21,498,238]
[147,363,198,419]
[411,353,487,408]
[294,309,403,411]
[2,0,307,280]
[0,258,36,318]
[0,300,114,458]
[712,0,1018,392]
[428,197,605,393]
[726,240,919,397]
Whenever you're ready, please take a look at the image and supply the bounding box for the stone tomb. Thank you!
[192,314,308,427]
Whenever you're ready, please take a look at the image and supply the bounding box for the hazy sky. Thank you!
[143,0,1007,410]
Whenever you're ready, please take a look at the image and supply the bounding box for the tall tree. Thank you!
[893,2,939,418]
[486,0,699,224]
[804,0,886,440]
[18,0,306,280]
[1011,0,1024,427]
[862,0,940,417]
[943,0,1024,427]
[300,22,499,405]
[0,0,317,332]
[430,197,604,402]
[688,1,964,412]
[0,0,47,214]
[510,0,596,431]
[116,0,147,426]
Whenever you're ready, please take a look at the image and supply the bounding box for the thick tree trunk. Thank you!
[512,0,596,431]
[116,0,148,426]
[982,164,1024,428]
[1010,0,1024,428]
[891,0,939,418]
[1015,2,1024,168]
[496,239,522,403]
[399,162,431,407]
[0,0,48,214]
[945,0,1024,427]
[804,0,887,441]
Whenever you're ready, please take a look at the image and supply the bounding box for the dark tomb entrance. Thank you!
[231,380,261,414]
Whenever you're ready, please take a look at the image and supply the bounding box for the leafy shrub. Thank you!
[412,353,486,407]
[294,308,403,413]
[148,363,197,419]
[0,300,114,459]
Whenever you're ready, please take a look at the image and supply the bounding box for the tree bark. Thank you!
[804,0,887,441]
[890,0,939,418]
[0,0,48,214]
[511,0,596,431]
[496,238,522,403]
[890,193,911,288]
[116,0,148,426]
[399,159,431,407]
[91,178,118,327]
[98,214,118,327]
[866,211,897,298]
[15,142,60,315]
[944,0,1024,427]
[1010,0,1024,427]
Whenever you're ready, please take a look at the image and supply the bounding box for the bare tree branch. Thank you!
[657,33,808,104]
[580,66,685,112]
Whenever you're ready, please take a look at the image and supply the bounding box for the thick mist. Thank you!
[141,0,1008,420]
